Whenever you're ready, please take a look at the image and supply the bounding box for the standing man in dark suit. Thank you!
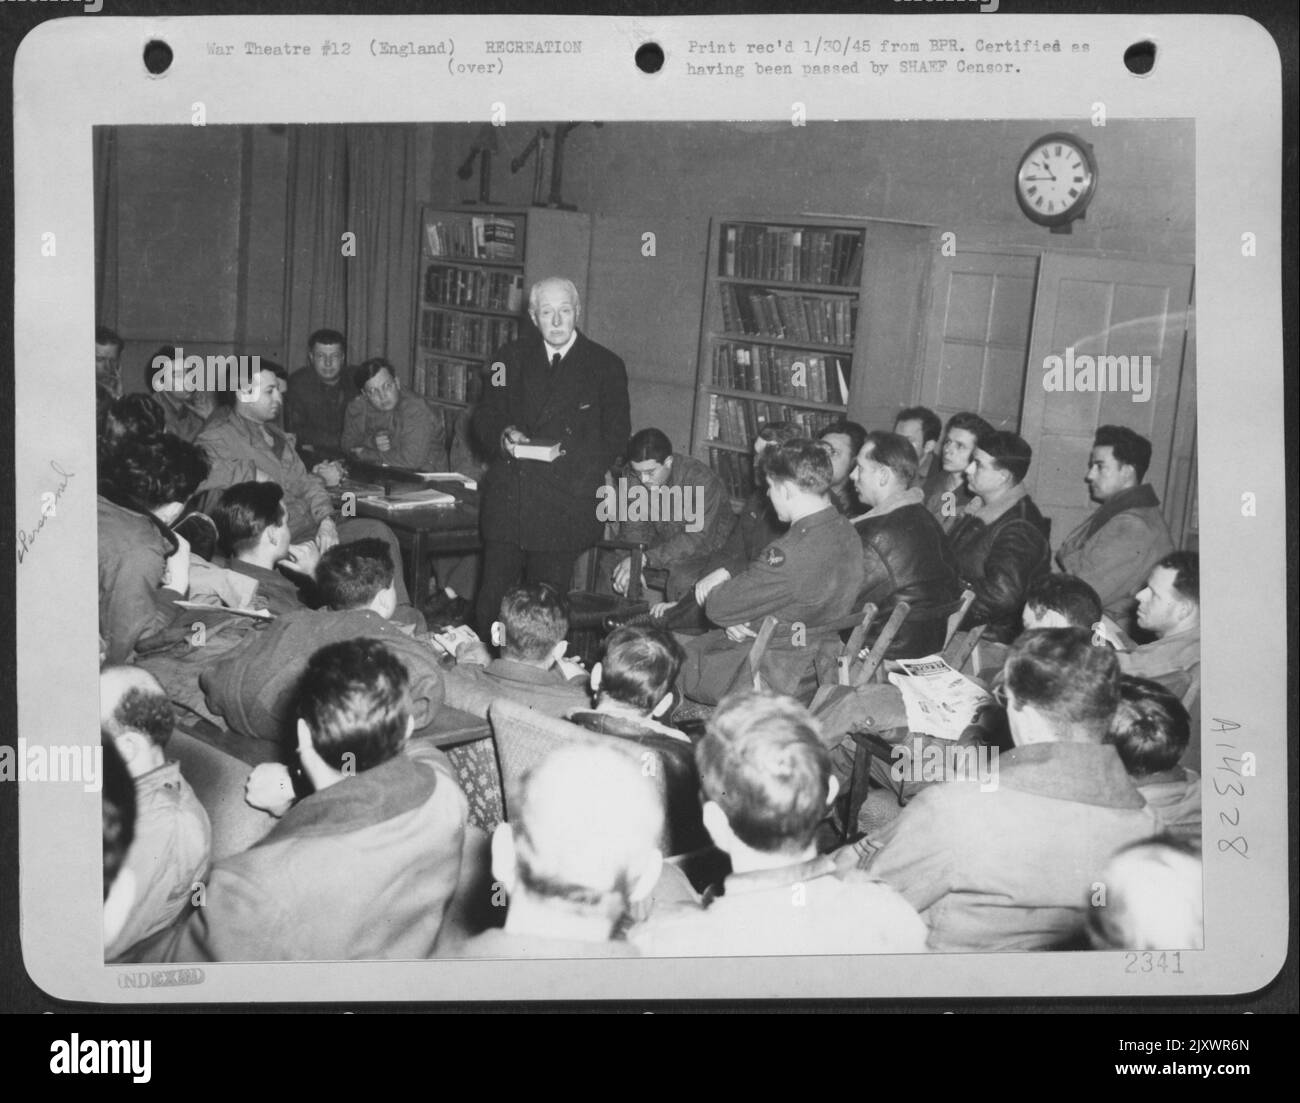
[473,276,630,633]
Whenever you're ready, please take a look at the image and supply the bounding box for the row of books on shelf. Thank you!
[712,341,850,405]
[419,309,518,358]
[424,264,525,313]
[709,447,756,501]
[412,356,485,404]
[706,394,841,447]
[718,285,857,347]
[423,215,521,261]
[720,223,865,287]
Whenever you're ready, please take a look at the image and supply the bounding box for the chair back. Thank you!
[746,615,781,691]
[488,698,670,835]
[852,601,911,688]
[942,622,988,674]
[944,588,978,648]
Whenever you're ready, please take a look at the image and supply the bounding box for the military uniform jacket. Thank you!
[680,505,865,705]
[474,331,630,552]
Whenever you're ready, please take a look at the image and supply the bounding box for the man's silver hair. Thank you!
[528,276,582,319]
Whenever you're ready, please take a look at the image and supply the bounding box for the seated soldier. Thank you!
[630,691,926,957]
[704,421,801,581]
[98,392,166,469]
[853,628,1160,951]
[201,539,445,745]
[443,582,590,719]
[211,482,320,615]
[1108,675,1201,847]
[1055,425,1175,633]
[101,666,211,962]
[676,440,866,705]
[961,572,1109,755]
[95,324,125,397]
[285,327,355,459]
[1083,837,1203,951]
[194,364,420,620]
[921,411,994,533]
[342,356,446,470]
[847,430,962,658]
[946,429,1052,644]
[567,626,708,857]
[893,405,942,485]
[98,433,210,664]
[1117,552,1201,768]
[816,419,867,515]
[147,345,217,443]
[149,639,466,961]
[609,428,736,603]
[452,743,664,958]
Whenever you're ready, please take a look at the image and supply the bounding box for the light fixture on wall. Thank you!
[457,124,499,205]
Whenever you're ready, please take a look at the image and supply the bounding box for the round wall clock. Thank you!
[1015,132,1098,228]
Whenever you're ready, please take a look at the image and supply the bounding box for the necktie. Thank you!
[550,353,561,373]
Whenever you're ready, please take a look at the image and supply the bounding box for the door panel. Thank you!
[919,251,1039,432]
[1019,255,1194,547]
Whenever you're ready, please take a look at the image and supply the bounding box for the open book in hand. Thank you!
[886,655,993,741]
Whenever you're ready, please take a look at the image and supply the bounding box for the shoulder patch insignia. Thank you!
[762,545,786,567]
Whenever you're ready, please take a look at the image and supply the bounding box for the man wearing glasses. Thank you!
[342,357,446,470]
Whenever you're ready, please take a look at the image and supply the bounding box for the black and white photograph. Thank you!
[8,9,1291,1014]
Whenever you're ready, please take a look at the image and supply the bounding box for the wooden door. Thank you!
[917,250,1039,432]
[1018,254,1194,546]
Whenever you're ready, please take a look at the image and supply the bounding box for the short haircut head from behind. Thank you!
[1157,550,1199,605]
[697,691,830,855]
[511,742,663,912]
[861,430,919,487]
[764,438,834,496]
[297,638,410,772]
[1108,675,1190,777]
[1024,573,1104,629]
[499,583,570,661]
[1004,627,1120,742]
[1093,424,1153,483]
[599,626,685,713]
[315,538,394,610]
[212,481,285,557]
[976,429,1033,485]
[627,427,672,465]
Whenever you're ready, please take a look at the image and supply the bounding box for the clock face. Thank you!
[1016,134,1097,226]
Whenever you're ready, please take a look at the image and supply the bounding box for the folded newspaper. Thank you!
[886,655,993,741]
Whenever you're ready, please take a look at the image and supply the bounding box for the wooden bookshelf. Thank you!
[412,205,591,444]
[691,215,935,501]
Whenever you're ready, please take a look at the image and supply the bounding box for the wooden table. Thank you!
[331,463,482,606]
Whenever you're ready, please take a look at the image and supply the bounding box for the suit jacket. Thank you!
[474,331,630,551]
